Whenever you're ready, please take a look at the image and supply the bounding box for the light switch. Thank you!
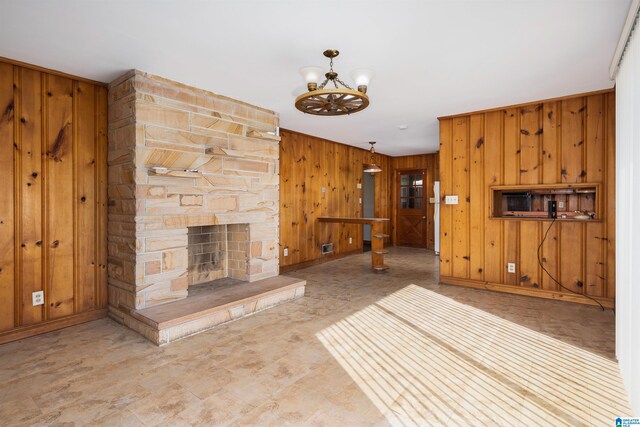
[357,183,362,189]
[429,197,436,203]
[321,187,326,193]
[445,195,459,205]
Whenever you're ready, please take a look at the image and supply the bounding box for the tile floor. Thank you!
[0,248,632,426]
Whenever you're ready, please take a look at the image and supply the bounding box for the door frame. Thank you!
[394,168,429,248]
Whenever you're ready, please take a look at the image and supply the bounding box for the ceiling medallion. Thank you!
[363,141,382,174]
[295,49,374,116]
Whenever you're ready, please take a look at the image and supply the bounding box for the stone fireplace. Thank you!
[107,70,287,336]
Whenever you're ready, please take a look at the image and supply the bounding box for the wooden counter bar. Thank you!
[318,217,390,272]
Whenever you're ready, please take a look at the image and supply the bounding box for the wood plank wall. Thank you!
[0,58,108,344]
[391,154,440,249]
[279,129,439,272]
[279,129,391,271]
[438,89,615,307]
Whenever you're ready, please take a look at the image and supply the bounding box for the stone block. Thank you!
[180,194,203,206]
[136,102,189,130]
[163,249,189,272]
[223,158,270,174]
[191,112,244,135]
[145,261,162,275]
[145,235,188,252]
[136,185,166,199]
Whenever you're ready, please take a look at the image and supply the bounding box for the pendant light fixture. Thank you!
[295,49,374,116]
[363,141,382,174]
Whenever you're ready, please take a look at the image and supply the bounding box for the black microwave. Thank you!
[505,193,532,211]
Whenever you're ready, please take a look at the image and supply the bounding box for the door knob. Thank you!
[422,216,426,219]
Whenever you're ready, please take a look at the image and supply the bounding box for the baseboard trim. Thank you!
[0,308,108,345]
[439,276,615,309]
[280,249,363,273]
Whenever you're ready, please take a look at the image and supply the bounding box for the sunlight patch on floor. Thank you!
[317,285,631,426]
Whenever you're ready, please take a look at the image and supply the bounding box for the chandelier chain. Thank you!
[318,78,330,90]
[334,77,353,90]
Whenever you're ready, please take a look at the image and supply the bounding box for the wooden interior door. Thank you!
[396,169,427,247]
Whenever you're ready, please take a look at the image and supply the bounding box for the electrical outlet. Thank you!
[349,237,353,244]
[507,263,516,273]
[321,187,326,193]
[357,183,362,189]
[283,247,289,257]
[558,201,564,209]
[32,291,44,306]
[445,195,459,205]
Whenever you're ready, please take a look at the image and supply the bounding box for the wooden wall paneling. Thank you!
[0,63,15,332]
[278,131,292,266]
[540,220,559,291]
[542,102,561,184]
[298,135,310,263]
[279,129,376,271]
[438,89,615,306]
[0,58,108,343]
[519,221,540,288]
[503,108,519,185]
[309,136,322,262]
[377,154,393,242]
[17,67,44,325]
[335,141,346,253]
[503,221,519,286]
[502,108,519,285]
[75,81,97,311]
[561,97,586,183]
[559,222,584,293]
[319,139,330,255]
[469,114,484,280]
[540,101,560,290]
[584,94,605,297]
[326,139,339,256]
[278,129,437,271]
[605,92,616,299]
[439,119,453,276]
[425,156,435,249]
[351,146,363,246]
[290,131,302,266]
[519,104,542,184]
[45,75,75,319]
[518,105,542,289]
[451,117,469,278]
[96,86,108,308]
[483,112,503,284]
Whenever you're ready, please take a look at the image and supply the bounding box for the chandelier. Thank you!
[363,141,382,174]
[295,49,374,116]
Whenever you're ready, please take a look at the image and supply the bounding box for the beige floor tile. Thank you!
[0,247,631,426]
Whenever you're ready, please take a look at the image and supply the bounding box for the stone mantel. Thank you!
[107,70,281,322]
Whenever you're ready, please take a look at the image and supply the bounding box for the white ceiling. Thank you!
[0,0,630,156]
